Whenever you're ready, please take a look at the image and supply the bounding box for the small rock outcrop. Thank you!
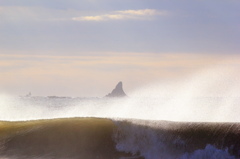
[106,81,127,97]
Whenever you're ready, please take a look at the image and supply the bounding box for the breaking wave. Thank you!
[0,118,239,159]
[1,66,240,158]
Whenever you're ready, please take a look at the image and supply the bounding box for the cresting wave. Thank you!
[0,117,239,159]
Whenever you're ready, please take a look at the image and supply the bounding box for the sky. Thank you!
[0,0,240,97]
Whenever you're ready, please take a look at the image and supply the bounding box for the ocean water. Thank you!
[1,68,240,159]
[0,95,239,159]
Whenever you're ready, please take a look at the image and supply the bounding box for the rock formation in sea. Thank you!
[106,81,127,97]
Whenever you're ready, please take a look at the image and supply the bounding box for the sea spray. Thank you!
[0,66,240,122]
[125,66,240,122]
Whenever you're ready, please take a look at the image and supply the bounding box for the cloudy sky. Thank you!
[0,0,240,97]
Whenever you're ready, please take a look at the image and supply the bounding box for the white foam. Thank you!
[179,144,235,159]
[113,120,170,159]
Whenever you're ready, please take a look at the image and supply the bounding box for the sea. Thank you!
[0,92,240,159]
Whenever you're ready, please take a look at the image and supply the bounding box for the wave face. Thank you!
[0,118,128,159]
[0,118,240,159]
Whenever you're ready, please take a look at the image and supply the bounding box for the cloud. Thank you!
[117,9,162,16]
[72,9,168,21]
[0,6,166,23]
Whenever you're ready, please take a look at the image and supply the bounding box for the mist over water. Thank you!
[0,66,240,122]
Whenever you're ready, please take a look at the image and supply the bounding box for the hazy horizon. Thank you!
[1,0,240,97]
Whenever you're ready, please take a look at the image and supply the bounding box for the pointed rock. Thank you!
[106,81,127,97]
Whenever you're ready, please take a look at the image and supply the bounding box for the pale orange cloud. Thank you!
[72,9,168,21]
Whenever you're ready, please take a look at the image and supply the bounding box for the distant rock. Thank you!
[106,81,127,97]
